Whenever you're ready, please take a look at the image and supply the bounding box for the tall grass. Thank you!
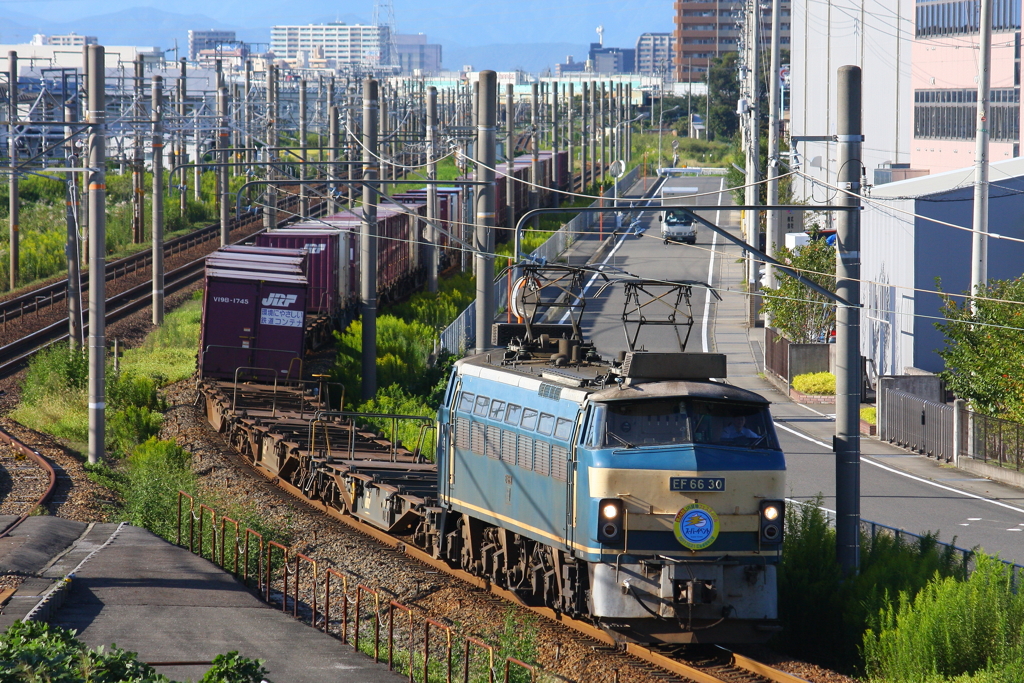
[776,499,963,672]
[863,555,1024,682]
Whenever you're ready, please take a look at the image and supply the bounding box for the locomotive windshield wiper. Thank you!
[607,432,637,449]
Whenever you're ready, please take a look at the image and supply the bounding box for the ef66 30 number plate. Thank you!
[670,477,726,492]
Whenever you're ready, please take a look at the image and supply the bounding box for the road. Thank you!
[575,173,1024,565]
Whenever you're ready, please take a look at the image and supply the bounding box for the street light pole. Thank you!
[658,105,680,170]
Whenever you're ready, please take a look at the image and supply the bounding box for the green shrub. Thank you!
[862,407,877,425]
[360,385,438,460]
[776,499,963,672]
[108,406,164,458]
[792,371,836,395]
[123,438,197,541]
[863,555,1024,683]
[332,315,441,401]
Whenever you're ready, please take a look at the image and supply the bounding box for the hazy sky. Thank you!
[0,0,673,48]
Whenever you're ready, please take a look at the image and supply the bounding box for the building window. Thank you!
[916,0,1020,38]
[914,88,1020,141]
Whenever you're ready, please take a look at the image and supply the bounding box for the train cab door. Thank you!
[440,372,461,505]
[564,407,589,555]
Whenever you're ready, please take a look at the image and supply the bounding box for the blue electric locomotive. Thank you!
[434,329,785,644]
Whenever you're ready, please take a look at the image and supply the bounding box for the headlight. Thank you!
[602,503,620,519]
[597,499,623,544]
[759,500,784,544]
[762,505,779,521]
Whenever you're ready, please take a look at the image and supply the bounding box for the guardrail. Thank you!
[879,388,954,462]
[175,493,554,683]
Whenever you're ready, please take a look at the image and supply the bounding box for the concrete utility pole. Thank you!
[744,0,761,318]
[765,0,783,292]
[299,79,308,217]
[132,56,144,244]
[506,84,515,234]
[590,81,598,187]
[328,105,339,214]
[530,83,540,230]
[152,76,165,325]
[552,81,560,194]
[835,65,863,576]
[178,59,187,217]
[971,0,993,309]
[244,61,252,164]
[218,86,229,245]
[86,44,106,466]
[600,82,607,184]
[474,71,497,355]
[581,82,588,192]
[8,51,18,290]
[567,83,575,189]
[360,78,379,401]
[264,66,278,230]
[65,100,83,348]
[426,86,439,293]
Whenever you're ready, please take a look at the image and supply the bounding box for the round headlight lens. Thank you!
[602,503,620,519]
[763,505,780,521]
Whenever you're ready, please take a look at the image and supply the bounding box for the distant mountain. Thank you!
[443,42,591,74]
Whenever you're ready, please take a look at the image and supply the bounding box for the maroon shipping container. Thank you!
[220,245,308,261]
[200,269,308,381]
[206,256,306,276]
[256,229,345,316]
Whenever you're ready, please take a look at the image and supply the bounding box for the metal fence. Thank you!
[880,388,954,462]
[967,411,1024,470]
[764,327,790,382]
[437,166,641,355]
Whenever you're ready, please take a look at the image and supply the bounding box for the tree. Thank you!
[706,52,740,141]
[760,239,836,343]
[936,277,1024,422]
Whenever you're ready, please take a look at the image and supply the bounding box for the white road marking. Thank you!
[774,421,1024,516]
[701,178,725,353]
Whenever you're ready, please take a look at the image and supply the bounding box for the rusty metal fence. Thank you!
[177,493,549,683]
[764,327,790,382]
[966,410,1024,470]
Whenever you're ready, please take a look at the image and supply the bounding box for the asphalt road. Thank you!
[576,174,1024,565]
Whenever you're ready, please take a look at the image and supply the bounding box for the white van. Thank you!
[658,186,698,245]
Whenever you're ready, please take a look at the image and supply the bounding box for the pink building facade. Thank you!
[911,0,1022,174]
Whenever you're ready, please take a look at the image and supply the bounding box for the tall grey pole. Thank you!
[506,84,515,234]
[65,100,83,347]
[132,56,144,244]
[971,0,993,309]
[244,61,252,164]
[474,71,497,355]
[426,87,439,293]
[86,45,106,466]
[581,82,588,192]
[589,81,598,188]
[299,79,308,217]
[765,0,783,292]
[178,59,187,217]
[360,78,379,400]
[152,76,165,325]
[600,82,607,184]
[218,86,229,245]
[626,84,633,162]
[264,66,277,230]
[744,0,761,309]
[530,83,539,230]
[835,65,862,576]
[8,51,18,290]
[552,81,560,195]
[567,83,575,191]
[328,105,339,214]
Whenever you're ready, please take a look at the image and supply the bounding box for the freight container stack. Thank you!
[199,258,309,381]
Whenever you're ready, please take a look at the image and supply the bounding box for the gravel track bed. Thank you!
[0,443,48,516]
[159,380,855,683]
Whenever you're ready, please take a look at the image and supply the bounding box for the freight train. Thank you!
[198,151,568,380]
[196,259,787,644]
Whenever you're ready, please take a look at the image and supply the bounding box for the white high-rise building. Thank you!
[270,23,391,67]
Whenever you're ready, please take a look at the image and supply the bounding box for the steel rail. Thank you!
[227,436,803,683]
[0,425,58,539]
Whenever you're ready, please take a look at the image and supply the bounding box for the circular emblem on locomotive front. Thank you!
[674,503,720,550]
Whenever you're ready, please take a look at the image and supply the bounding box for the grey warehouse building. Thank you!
[861,157,1024,377]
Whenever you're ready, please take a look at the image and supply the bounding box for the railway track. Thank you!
[191,379,801,683]
[0,191,328,379]
[0,424,56,538]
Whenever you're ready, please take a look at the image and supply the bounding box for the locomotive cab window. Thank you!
[537,413,555,436]
[690,400,778,450]
[521,408,539,431]
[490,399,506,421]
[601,399,690,447]
[554,417,574,441]
[458,392,475,413]
[505,403,523,425]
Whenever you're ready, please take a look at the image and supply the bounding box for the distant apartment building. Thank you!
[635,33,677,76]
[394,34,442,74]
[188,30,237,61]
[30,33,97,47]
[910,0,1021,173]
[555,56,587,77]
[673,1,790,81]
[270,23,390,67]
[589,44,636,73]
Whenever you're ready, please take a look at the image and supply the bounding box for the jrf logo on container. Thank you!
[262,293,298,308]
